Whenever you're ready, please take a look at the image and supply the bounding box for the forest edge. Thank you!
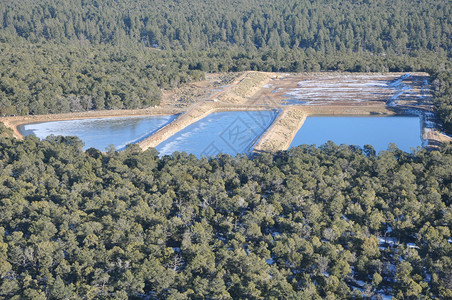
[1,71,451,153]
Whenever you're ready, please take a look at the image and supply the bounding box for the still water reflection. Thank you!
[156,110,279,157]
[290,116,422,152]
[18,115,176,151]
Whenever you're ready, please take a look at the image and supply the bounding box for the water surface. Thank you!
[156,110,278,157]
[290,116,422,152]
[18,115,176,151]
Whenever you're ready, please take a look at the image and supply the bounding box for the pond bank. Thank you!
[1,72,450,153]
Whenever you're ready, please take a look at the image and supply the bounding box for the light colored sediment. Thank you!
[138,71,276,150]
[1,71,450,152]
[254,107,307,152]
[424,128,452,145]
[216,71,274,104]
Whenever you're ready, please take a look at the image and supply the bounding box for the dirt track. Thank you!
[137,71,275,150]
[1,71,450,152]
[253,105,398,152]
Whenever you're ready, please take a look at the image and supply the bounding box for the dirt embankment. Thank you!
[137,103,213,150]
[254,105,398,152]
[1,107,181,139]
[138,71,276,150]
[2,71,450,152]
[216,72,274,104]
[254,107,307,152]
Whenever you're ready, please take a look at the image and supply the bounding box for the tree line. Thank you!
[432,65,452,134]
[0,126,451,299]
[0,0,451,134]
[0,0,450,54]
[0,36,449,116]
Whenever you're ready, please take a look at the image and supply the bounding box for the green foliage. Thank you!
[0,123,13,138]
[0,1,451,296]
[0,0,450,54]
[432,63,452,135]
[0,136,451,298]
[0,0,451,126]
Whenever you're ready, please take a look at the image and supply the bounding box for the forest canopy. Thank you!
[0,133,451,299]
[1,0,451,53]
[0,1,452,298]
[0,0,451,130]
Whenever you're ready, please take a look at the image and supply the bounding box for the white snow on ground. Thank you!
[376,290,394,300]
[278,74,420,106]
[386,91,404,106]
[379,237,398,246]
[423,111,436,128]
[352,285,393,299]
[448,237,452,244]
[388,73,410,88]
[280,73,431,108]
[407,243,419,249]
[387,263,397,274]
[351,286,365,294]
[355,280,366,288]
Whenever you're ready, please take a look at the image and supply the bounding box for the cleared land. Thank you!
[252,72,451,151]
[1,72,244,139]
[253,72,431,107]
[1,71,450,152]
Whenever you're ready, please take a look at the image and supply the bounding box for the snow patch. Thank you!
[406,243,419,249]
[379,237,398,246]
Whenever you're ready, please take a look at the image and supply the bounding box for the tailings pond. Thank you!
[156,110,278,157]
[18,115,176,151]
[289,116,422,152]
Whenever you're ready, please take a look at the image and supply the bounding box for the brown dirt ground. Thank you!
[1,71,449,152]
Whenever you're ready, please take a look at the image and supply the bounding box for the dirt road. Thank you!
[1,71,449,152]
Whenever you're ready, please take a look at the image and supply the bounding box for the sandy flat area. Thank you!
[1,71,449,152]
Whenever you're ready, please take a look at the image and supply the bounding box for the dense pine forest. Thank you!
[0,126,451,299]
[1,0,450,52]
[0,0,451,132]
[0,0,452,299]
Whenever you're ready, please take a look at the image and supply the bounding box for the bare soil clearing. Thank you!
[2,71,449,152]
[254,72,431,107]
[253,72,449,151]
[1,72,243,139]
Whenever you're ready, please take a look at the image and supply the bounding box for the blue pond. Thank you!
[290,116,422,152]
[156,110,279,157]
[18,115,176,151]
